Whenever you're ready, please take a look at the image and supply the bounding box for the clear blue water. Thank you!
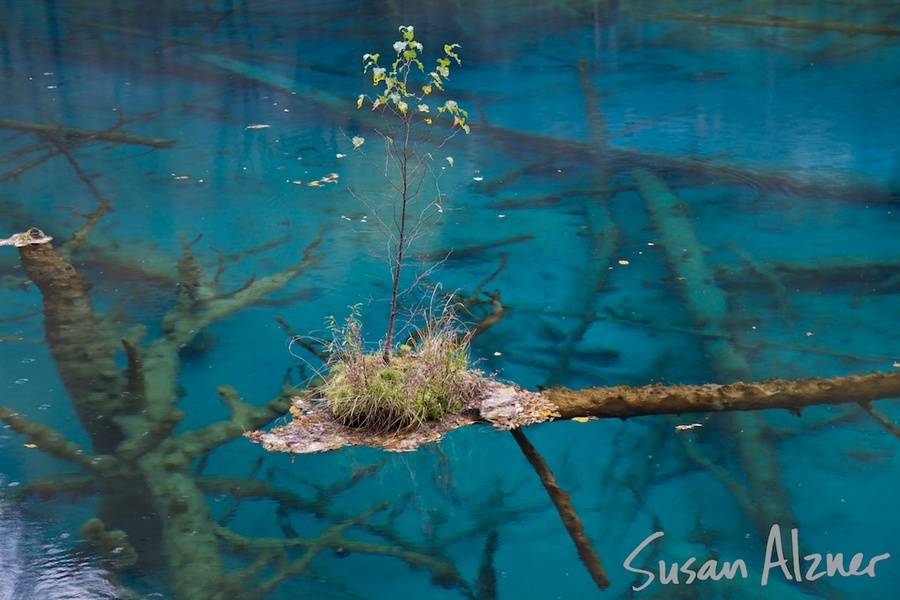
[1,1,899,598]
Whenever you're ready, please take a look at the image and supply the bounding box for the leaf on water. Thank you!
[352,136,365,149]
[446,156,454,167]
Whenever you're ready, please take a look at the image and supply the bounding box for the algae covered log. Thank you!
[7,227,134,453]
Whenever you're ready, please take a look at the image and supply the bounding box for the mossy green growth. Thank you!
[321,310,481,434]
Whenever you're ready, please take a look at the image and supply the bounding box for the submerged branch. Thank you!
[511,428,610,590]
[0,406,105,472]
[647,12,900,36]
[0,117,177,148]
[859,402,900,439]
[175,386,293,460]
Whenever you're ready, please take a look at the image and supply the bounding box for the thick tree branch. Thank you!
[249,371,900,454]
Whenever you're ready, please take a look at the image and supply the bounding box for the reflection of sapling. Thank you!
[353,25,469,363]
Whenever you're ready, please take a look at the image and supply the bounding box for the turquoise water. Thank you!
[1,1,899,598]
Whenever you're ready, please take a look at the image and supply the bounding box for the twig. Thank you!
[275,315,328,361]
[66,198,112,252]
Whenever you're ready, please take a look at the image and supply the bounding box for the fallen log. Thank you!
[544,371,900,420]
[248,370,900,454]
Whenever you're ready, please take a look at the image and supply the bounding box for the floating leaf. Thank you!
[352,136,365,149]
[446,156,454,167]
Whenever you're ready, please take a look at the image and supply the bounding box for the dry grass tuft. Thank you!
[320,307,484,434]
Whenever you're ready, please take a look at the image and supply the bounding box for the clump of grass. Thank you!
[321,306,483,434]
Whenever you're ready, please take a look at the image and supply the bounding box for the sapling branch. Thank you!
[355,25,469,363]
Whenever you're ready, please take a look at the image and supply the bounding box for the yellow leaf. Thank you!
[572,416,594,423]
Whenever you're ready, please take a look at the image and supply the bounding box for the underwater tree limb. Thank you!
[547,53,622,385]
[636,167,800,542]
[859,402,900,439]
[479,121,892,205]
[473,531,499,600]
[0,117,177,148]
[511,427,610,590]
[14,473,100,499]
[174,385,294,460]
[1,224,339,599]
[187,50,892,205]
[646,12,900,36]
[162,229,324,344]
[417,233,535,262]
[717,255,900,295]
[65,198,112,253]
[0,406,105,472]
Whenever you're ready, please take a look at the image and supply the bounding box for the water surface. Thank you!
[1,1,899,598]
